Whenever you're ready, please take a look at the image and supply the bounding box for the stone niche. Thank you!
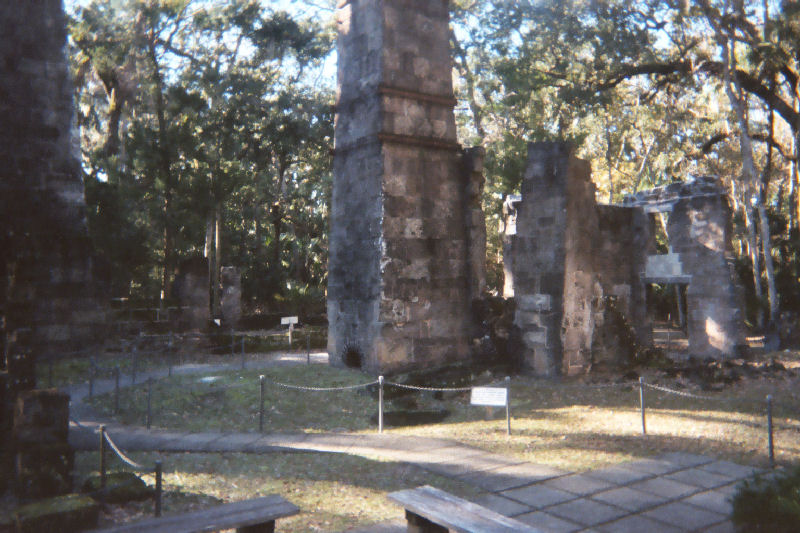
[328,0,485,375]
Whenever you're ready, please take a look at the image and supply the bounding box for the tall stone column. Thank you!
[1,0,106,491]
[328,0,474,374]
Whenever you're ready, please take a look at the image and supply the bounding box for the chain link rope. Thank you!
[385,381,474,392]
[643,382,722,401]
[267,378,379,392]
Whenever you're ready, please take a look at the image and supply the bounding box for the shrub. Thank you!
[731,465,800,532]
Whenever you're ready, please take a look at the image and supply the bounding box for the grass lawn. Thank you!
[60,347,800,531]
[72,451,479,532]
[84,354,800,472]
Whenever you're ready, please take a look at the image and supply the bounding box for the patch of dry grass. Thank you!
[76,350,800,531]
[73,451,479,532]
[86,358,800,471]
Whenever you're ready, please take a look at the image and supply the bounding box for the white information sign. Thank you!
[470,386,508,407]
[281,316,299,326]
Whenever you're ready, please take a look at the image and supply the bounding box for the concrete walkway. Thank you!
[66,358,754,532]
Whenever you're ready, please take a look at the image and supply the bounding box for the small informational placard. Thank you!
[470,386,508,407]
[281,316,299,326]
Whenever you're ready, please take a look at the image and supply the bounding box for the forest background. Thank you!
[67,0,800,331]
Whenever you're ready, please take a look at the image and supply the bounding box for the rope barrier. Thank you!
[267,378,379,391]
[103,431,148,471]
[643,382,721,401]
[385,381,473,392]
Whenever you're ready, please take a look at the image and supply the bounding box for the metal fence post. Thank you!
[259,375,266,433]
[639,377,647,436]
[146,378,153,430]
[89,365,95,399]
[154,461,163,517]
[114,366,120,414]
[240,335,246,370]
[378,376,384,434]
[505,376,511,436]
[307,335,311,365]
[767,394,775,468]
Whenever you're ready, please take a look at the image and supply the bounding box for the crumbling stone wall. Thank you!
[328,0,481,374]
[624,178,746,358]
[508,143,574,376]
[220,266,242,329]
[595,205,652,346]
[507,148,744,375]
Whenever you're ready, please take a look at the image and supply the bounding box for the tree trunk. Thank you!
[103,84,124,158]
[212,205,222,318]
[148,36,174,302]
[758,204,779,323]
[706,3,777,326]
[271,166,286,273]
[744,208,765,329]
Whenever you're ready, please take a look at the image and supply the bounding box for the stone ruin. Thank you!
[328,1,746,377]
[328,0,486,374]
[504,143,746,376]
[1,0,105,498]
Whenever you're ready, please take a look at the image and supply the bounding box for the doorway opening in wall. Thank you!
[341,343,363,369]
[647,282,689,354]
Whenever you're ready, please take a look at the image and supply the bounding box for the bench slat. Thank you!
[90,495,299,533]
[389,486,543,533]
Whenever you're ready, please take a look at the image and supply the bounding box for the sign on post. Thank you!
[281,316,299,348]
[471,379,512,435]
[470,387,508,407]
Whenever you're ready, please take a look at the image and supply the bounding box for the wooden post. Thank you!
[378,375,384,434]
[767,395,775,468]
[505,376,511,436]
[639,377,647,436]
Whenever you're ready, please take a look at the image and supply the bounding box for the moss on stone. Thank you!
[14,493,99,533]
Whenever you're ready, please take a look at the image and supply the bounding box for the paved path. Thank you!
[66,358,754,532]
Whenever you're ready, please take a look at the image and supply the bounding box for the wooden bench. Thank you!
[90,494,299,533]
[388,485,543,533]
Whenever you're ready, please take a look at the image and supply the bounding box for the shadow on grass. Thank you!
[515,427,774,467]
[74,450,478,532]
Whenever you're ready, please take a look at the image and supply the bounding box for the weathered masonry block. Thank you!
[328,0,484,374]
